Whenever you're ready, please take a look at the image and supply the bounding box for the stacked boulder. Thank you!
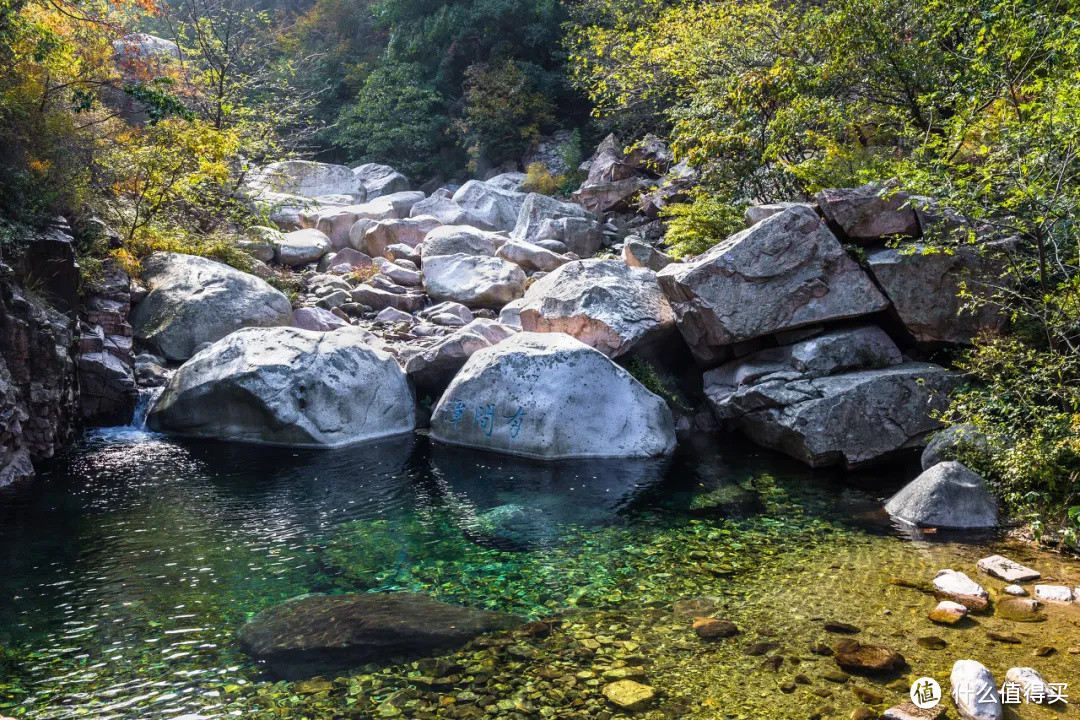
[656,186,993,471]
[77,259,138,425]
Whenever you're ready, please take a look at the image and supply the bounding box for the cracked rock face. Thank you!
[430,332,676,459]
[705,327,956,468]
[865,244,1005,345]
[148,326,414,447]
[658,206,889,365]
[517,260,675,358]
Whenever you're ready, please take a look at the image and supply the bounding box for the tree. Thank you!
[332,61,449,179]
[456,60,555,173]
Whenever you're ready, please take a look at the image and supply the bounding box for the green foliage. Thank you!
[333,61,449,179]
[456,59,555,172]
[945,335,1080,544]
[660,192,745,259]
[624,356,689,411]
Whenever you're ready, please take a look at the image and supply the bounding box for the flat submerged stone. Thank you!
[976,555,1040,583]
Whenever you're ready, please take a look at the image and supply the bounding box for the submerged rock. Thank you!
[832,638,904,674]
[468,504,556,549]
[237,592,522,679]
[928,600,968,624]
[130,252,292,362]
[885,462,997,529]
[430,332,676,459]
[994,597,1045,622]
[602,680,656,711]
[148,326,414,446]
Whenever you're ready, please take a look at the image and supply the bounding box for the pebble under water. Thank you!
[0,428,1077,719]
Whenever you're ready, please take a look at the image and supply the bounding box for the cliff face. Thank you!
[0,230,81,486]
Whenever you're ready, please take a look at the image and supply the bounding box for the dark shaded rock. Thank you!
[832,639,904,674]
[866,245,1004,345]
[237,592,523,679]
[0,264,78,486]
[693,618,739,640]
[824,621,861,635]
[687,483,764,517]
[921,424,991,470]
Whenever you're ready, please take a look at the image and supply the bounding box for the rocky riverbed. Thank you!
[1,433,1077,720]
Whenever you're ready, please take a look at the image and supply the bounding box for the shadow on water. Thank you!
[0,425,1036,719]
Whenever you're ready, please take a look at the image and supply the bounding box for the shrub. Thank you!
[660,193,745,259]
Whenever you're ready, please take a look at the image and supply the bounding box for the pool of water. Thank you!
[0,429,1077,719]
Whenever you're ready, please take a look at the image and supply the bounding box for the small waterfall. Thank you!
[131,386,164,429]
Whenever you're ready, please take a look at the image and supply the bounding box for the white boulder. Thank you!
[422,254,526,309]
[430,332,676,459]
[148,326,414,446]
[517,260,675,358]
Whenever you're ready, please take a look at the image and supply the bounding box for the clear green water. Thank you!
[0,429,1077,719]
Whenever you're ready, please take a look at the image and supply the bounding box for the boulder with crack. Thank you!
[658,206,889,365]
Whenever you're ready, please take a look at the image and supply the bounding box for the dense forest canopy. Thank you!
[0,0,1079,538]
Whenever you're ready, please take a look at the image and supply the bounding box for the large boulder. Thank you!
[276,228,332,266]
[495,238,567,272]
[422,254,526,309]
[816,182,920,243]
[452,181,527,233]
[361,217,441,258]
[148,326,414,446]
[866,245,1004,345]
[657,206,889,364]
[237,592,522,679]
[512,193,595,243]
[485,172,527,192]
[131,252,292,362]
[517,260,675,358]
[352,163,410,199]
[885,461,997,529]
[430,332,676,459]
[421,225,500,258]
[410,195,492,229]
[706,359,956,469]
[247,161,365,200]
[403,319,517,395]
[534,216,605,257]
[573,177,653,215]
